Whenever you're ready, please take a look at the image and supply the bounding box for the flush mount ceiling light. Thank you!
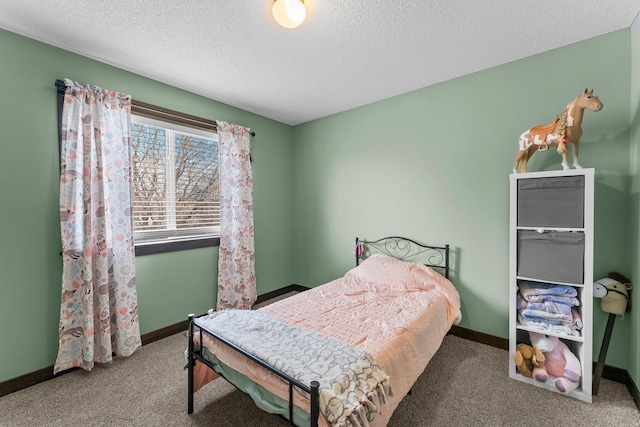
[272,0,306,29]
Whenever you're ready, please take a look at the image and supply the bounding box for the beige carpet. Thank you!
[1,332,638,427]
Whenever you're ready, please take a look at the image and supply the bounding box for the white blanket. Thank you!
[195,309,392,427]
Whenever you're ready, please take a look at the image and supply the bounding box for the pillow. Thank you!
[344,254,461,324]
[346,254,434,288]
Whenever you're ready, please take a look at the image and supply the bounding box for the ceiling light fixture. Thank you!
[272,0,306,29]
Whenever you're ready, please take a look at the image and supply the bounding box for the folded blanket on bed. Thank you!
[518,281,578,300]
[195,309,392,427]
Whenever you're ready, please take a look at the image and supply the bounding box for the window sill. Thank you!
[135,236,220,256]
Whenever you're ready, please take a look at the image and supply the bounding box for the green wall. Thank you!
[293,30,635,377]
[1,23,638,393]
[0,28,295,382]
[629,16,640,385]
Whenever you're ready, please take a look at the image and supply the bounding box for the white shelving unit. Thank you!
[509,168,593,403]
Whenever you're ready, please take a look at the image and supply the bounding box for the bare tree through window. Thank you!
[131,121,219,242]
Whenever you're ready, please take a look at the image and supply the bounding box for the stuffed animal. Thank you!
[529,331,581,393]
[593,272,633,315]
[514,343,545,378]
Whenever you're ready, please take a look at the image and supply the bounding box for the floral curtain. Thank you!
[55,79,141,374]
[216,121,256,310]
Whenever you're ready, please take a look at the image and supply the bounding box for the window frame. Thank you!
[130,101,220,256]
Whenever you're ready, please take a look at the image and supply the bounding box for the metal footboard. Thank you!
[187,313,320,427]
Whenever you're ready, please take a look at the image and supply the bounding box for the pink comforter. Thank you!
[196,254,461,426]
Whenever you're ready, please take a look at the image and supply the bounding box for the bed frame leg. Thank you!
[187,313,195,414]
[310,380,319,427]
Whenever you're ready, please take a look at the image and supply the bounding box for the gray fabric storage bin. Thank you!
[518,176,584,228]
[517,230,584,284]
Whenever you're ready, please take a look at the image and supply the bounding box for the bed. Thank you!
[187,236,461,426]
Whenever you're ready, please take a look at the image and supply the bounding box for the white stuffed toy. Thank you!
[529,331,581,393]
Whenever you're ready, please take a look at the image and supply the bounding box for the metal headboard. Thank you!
[355,236,450,279]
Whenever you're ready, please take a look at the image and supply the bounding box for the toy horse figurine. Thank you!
[513,89,603,173]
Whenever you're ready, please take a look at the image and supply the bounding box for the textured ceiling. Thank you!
[1,1,639,125]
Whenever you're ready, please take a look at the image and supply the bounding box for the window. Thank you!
[130,102,220,255]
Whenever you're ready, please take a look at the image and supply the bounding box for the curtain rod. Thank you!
[55,80,255,137]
